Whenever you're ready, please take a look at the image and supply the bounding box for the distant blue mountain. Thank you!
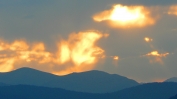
[45,70,139,93]
[0,67,139,93]
[165,77,177,82]
[0,85,98,99]
[0,67,59,85]
[106,82,177,99]
[0,82,8,86]
[170,94,177,99]
[0,82,177,99]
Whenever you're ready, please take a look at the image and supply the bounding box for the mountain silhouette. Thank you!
[105,82,177,99]
[0,67,138,93]
[0,67,59,85]
[0,85,99,99]
[165,77,177,82]
[45,70,139,93]
[170,94,177,99]
[0,82,8,86]
[0,82,177,99]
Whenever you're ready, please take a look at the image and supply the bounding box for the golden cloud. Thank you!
[113,56,119,60]
[144,51,169,64]
[0,31,108,75]
[109,56,119,67]
[146,51,169,57]
[0,40,53,72]
[93,4,155,28]
[168,5,177,15]
[55,31,108,75]
[144,37,153,42]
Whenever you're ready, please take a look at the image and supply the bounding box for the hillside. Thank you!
[0,85,99,99]
[45,70,139,93]
[165,77,177,82]
[0,82,177,99]
[105,82,177,99]
[0,67,139,93]
[170,94,177,99]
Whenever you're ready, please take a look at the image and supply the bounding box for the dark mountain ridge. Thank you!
[105,82,177,99]
[0,82,177,99]
[45,70,139,93]
[0,67,59,85]
[0,85,99,99]
[0,67,139,93]
[170,94,177,99]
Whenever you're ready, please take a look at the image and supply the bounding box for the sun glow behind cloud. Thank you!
[0,31,108,75]
[93,4,155,28]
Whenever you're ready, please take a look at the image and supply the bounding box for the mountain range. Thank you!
[0,67,138,93]
[170,94,177,99]
[1,67,177,99]
[165,77,177,82]
[107,82,177,99]
[0,82,177,99]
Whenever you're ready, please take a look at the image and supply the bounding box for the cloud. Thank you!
[113,56,119,60]
[144,37,153,42]
[144,51,169,64]
[0,31,108,75]
[168,5,177,15]
[0,40,52,72]
[93,4,156,28]
[54,31,108,75]
[145,51,169,57]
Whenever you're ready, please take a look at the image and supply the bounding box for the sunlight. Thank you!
[93,4,155,28]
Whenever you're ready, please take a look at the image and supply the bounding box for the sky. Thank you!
[0,0,177,82]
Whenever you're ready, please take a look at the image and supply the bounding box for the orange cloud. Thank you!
[109,56,119,67]
[146,51,169,57]
[144,51,169,64]
[168,5,177,15]
[55,31,108,75]
[0,40,53,72]
[93,4,155,28]
[113,56,119,60]
[144,37,153,42]
[0,31,108,74]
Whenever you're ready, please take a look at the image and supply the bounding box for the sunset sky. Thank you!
[0,0,177,82]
